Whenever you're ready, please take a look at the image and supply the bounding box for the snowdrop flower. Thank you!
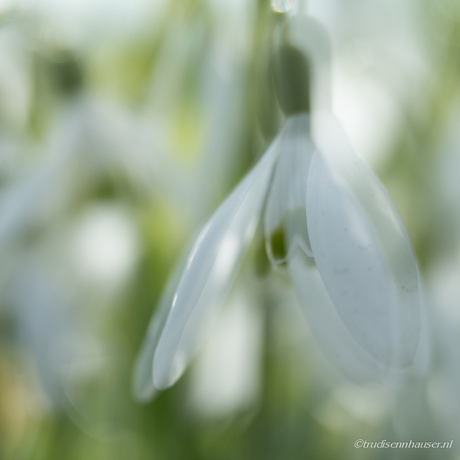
[134,15,421,401]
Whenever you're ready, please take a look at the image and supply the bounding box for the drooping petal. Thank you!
[132,250,188,401]
[150,137,281,391]
[307,111,420,368]
[264,113,315,263]
[289,250,387,383]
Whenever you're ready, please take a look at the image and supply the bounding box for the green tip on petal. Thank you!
[270,227,287,261]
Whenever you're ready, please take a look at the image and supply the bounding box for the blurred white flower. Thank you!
[133,16,422,402]
[71,204,139,289]
[188,286,263,419]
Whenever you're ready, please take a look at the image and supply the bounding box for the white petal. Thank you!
[152,138,281,390]
[289,250,387,383]
[264,113,315,263]
[307,152,393,364]
[132,251,188,401]
[307,112,420,367]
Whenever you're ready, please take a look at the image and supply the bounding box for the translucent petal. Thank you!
[132,250,188,401]
[264,113,315,263]
[307,112,420,367]
[152,138,281,390]
[289,250,387,383]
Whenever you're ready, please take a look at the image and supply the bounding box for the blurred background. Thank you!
[1,0,460,459]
